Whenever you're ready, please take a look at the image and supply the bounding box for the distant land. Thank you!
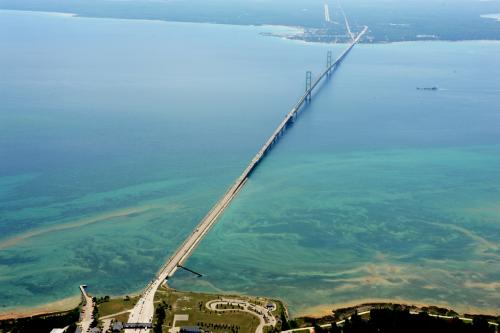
[1,0,500,43]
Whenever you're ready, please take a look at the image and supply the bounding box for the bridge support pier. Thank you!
[327,51,332,75]
[305,71,312,101]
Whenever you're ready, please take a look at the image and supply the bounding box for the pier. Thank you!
[177,264,203,277]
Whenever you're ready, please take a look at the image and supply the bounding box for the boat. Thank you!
[417,86,438,91]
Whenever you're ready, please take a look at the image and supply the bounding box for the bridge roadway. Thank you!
[126,26,368,332]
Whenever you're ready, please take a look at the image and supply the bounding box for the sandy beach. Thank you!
[0,295,81,320]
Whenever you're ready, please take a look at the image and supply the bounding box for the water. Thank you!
[169,42,500,314]
[0,9,333,310]
[1,10,500,315]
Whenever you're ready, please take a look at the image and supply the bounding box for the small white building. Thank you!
[49,329,66,333]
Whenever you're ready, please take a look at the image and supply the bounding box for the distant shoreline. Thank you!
[2,8,500,45]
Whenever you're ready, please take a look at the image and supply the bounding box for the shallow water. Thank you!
[1,10,500,315]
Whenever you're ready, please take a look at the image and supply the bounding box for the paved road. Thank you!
[78,285,94,333]
[101,309,132,320]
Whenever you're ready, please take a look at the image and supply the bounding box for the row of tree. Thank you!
[153,303,168,333]
[311,309,497,333]
[197,321,241,331]
[215,303,244,310]
[90,299,100,328]
[94,295,110,305]
[0,308,80,333]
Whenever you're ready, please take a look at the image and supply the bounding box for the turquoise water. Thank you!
[1,10,500,315]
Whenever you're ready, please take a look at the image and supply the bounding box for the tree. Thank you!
[154,305,167,333]
[329,322,341,333]
[472,317,494,333]
[90,305,99,328]
[313,322,325,333]
[280,312,290,331]
[66,323,77,333]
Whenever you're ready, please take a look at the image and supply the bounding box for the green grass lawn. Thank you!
[97,296,139,318]
[153,286,284,333]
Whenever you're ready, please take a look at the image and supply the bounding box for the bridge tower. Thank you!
[306,71,312,101]
[327,51,333,75]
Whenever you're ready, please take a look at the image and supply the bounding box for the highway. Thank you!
[126,27,367,332]
[324,3,331,23]
[338,0,355,41]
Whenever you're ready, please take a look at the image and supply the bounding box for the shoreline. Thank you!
[0,295,80,320]
[2,8,500,45]
[2,293,498,321]
[0,288,145,321]
[295,298,500,318]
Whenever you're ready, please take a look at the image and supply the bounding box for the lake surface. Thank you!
[170,40,500,315]
[1,10,500,315]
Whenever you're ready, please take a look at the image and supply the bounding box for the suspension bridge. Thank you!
[126,26,368,332]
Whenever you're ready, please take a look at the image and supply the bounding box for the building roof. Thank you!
[49,329,65,333]
[112,321,124,331]
[123,322,153,328]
